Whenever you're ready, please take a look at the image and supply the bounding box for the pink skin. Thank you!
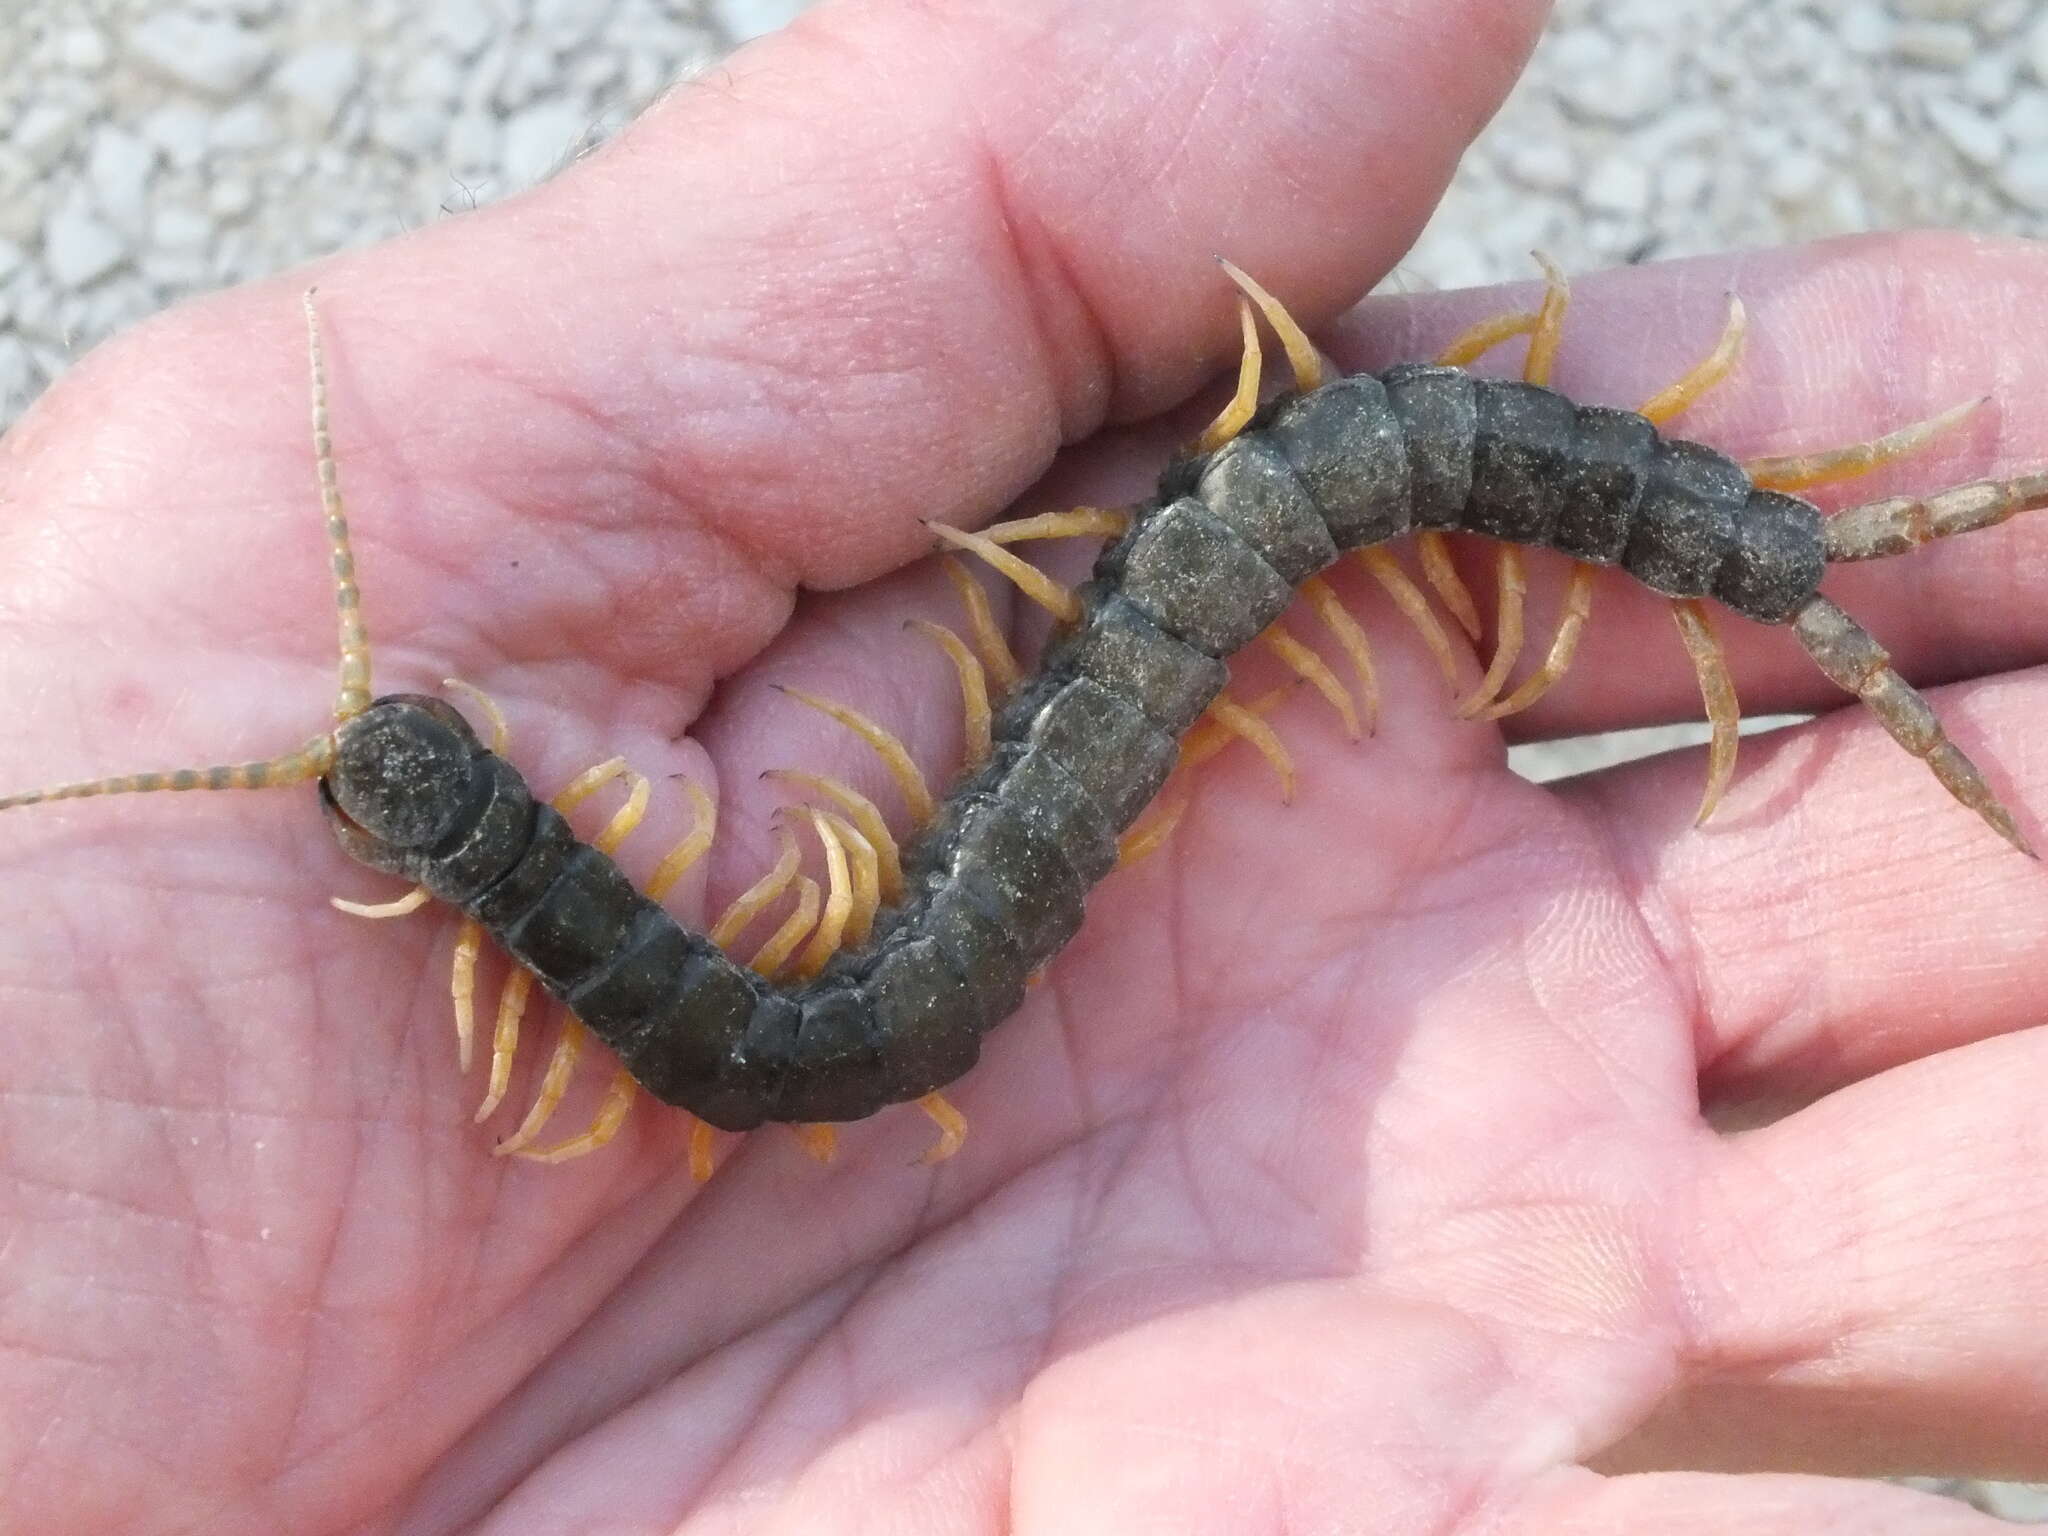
[0,1,2045,1531]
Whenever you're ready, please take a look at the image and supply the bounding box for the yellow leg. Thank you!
[1415,532,1482,642]
[980,507,1133,544]
[909,619,992,768]
[710,820,802,949]
[1261,622,1361,740]
[331,886,432,918]
[442,677,511,752]
[792,1123,839,1164]
[1218,258,1328,393]
[777,688,938,829]
[1478,562,1597,721]
[475,967,532,1123]
[791,810,853,980]
[1638,296,1747,426]
[1300,575,1380,736]
[1355,549,1465,692]
[1196,296,1264,454]
[929,524,1082,624]
[515,1067,636,1164]
[1671,599,1741,825]
[1202,698,1296,804]
[941,556,1022,696]
[648,780,718,901]
[1746,398,1982,494]
[765,769,904,905]
[1116,794,1189,868]
[820,810,880,947]
[690,1119,720,1184]
[915,1091,969,1164]
[1179,684,1291,774]
[451,918,483,1071]
[1435,309,1539,369]
[748,876,820,978]
[1455,547,1528,718]
[494,1011,587,1156]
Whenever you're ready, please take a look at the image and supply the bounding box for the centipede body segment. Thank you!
[6,266,2047,1173]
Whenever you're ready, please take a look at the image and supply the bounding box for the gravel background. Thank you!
[3,0,2046,1519]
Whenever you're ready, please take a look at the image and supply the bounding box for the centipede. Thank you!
[6,259,2046,1182]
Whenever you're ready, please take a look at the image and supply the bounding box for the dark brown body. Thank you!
[321,369,1831,1131]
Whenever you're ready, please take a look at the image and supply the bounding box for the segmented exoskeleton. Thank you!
[6,266,2045,1175]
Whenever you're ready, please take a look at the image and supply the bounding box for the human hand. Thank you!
[4,1,2046,1531]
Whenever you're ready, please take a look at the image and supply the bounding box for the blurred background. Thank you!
[2,0,2044,1518]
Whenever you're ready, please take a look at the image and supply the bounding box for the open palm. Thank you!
[5,3,2048,1532]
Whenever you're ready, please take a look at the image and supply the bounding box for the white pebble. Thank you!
[127,12,275,97]
[1894,0,1986,18]
[0,238,23,284]
[1924,97,2006,168]
[139,103,212,169]
[1500,138,1576,193]
[210,102,276,152]
[14,101,82,175]
[44,197,129,287]
[1840,3,1893,55]
[58,26,110,72]
[2000,149,2048,212]
[501,100,593,185]
[86,127,157,233]
[429,0,498,58]
[445,111,503,175]
[273,43,363,133]
[2002,90,2048,148]
[151,206,212,249]
[715,0,811,42]
[2027,13,2048,83]
[1765,148,1830,204]
[372,102,446,161]
[1892,21,1976,69]
[1584,155,1650,214]
[208,176,255,220]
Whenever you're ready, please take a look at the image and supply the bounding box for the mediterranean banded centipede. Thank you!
[6,264,2046,1171]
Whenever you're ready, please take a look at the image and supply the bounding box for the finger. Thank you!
[1511,1466,2006,1534]
[5,0,1546,717]
[1562,666,2047,1104]
[1332,231,2048,743]
[1604,1030,2048,1482]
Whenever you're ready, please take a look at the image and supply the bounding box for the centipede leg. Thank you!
[1479,562,1598,722]
[915,1091,968,1164]
[792,1124,839,1164]
[690,1119,720,1184]
[1197,295,1264,454]
[491,756,650,1150]
[1300,575,1380,736]
[1356,548,1466,692]
[1638,296,1747,427]
[940,556,1022,696]
[928,524,1082,624]
[515,1067,636,1164]
[909,619,992,769]
[767,770,903,904]
[1455,545,1528,718]
[1671,599,1742,826]
[1261,622,1361,740]
[1746,398,1983,493]
[777,688,939,828]
[1218,258,1328,394]
[1793,595,2032,855]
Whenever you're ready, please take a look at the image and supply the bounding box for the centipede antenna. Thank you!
[1823,468,2048,562]
[305,290,374,721]
[0,293,387,817]
[1793,595,2033,856]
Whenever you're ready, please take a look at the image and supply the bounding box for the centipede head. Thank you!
[319,695,483,870]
